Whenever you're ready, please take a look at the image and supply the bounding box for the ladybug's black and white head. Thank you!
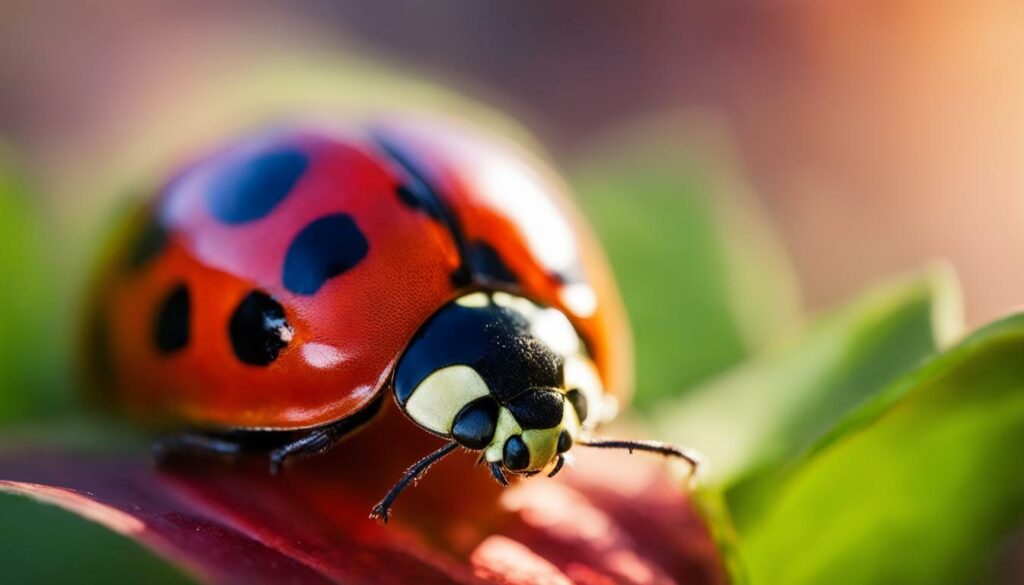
[393,292,610,475]
[372,292,696,522]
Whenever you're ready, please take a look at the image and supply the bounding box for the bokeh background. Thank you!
[6,0,1024,321]
[5,0,1024,410]
[3,3,1024,583]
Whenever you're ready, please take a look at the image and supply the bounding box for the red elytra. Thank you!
[83,116,631,433]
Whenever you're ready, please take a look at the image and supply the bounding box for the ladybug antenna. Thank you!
[578,438,700,474]
[547,454,566,478]
[370,441,459,523]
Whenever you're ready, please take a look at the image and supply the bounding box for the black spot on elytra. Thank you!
[282,214,369,295]
[229,290,292,366]
[126,213,169,271]
[395,184,443,221]
[375,135,446,221]
[206,146,308,224]
[154,284,190,353]
[373,133,473,285]
[507,390,564,430]
[468,241,518,285]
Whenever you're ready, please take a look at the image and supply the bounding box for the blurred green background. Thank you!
[4,3,1024,584]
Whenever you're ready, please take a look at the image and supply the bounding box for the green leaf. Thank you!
[654,266,962,518]
[571,116,800,407]
[692,488,751,585]
[0,491,193,585]
[0,152,68,421]
[743,311,1024,585]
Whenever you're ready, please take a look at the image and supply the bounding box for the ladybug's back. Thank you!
[84,118,630,431]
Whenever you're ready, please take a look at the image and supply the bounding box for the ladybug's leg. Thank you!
[268,429,336,475]
[268,393,385,474]
[152,432,247,463]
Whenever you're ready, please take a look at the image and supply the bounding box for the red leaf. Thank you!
[0,407,726,584]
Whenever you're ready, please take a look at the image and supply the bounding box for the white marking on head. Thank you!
[491,291,535,316]
[531,308,580,357]
[455,292,490,308]
[490,294,581,357]
[404,365,490,435]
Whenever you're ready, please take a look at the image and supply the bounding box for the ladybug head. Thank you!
[371,292,699,522]
[392,292,605,475]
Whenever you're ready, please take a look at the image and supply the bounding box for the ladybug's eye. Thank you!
[557,429,573,454]
[565,389,588,423]
[503,435,531,471]
[563,355,603,427]
[451,397,499,449]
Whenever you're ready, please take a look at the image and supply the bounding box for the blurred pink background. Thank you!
[4,0,1024,327]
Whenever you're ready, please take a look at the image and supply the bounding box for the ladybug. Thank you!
[84,116,697,521]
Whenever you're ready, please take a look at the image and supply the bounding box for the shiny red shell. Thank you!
[84,116,631,430]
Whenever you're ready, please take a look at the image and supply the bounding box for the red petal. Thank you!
[0,408,725,583]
